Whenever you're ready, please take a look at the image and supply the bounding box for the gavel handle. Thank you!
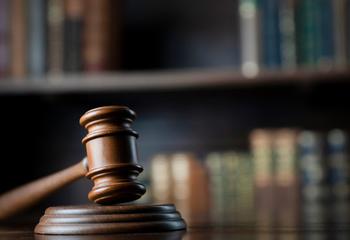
[0,158,88,220]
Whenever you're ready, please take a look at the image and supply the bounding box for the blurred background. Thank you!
[0,0,349,235]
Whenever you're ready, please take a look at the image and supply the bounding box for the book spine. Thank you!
[239,0,259,77]
[318,0,334,69]
[260,0,281,69]
[27,0,47,77]
[333,0,348,69]
[274,129,298,187]
[279,0,297,70]
[205,152,225,223]
[296,0,319,68]
[83,0,113,72]
[273,129,299,227]
[150,154,173,204]
[0,0,10,78]
[327,129,349,200]
[208,152,254,224]
[63,0,84,72]
[327,132,350,230]
[171,153,209,223]
[47,0,64,74]
[250,129,274,188]
[221,152,239,223]
[299,131,326,201]
[229,152,254,224]
[250,129,275,227]
[327,129,349,227]
[298,131,327,224]
[10,0,27,79]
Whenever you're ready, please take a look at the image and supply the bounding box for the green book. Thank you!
[279,0,297,70]
[205,152,225,223]
[296,0,320,68]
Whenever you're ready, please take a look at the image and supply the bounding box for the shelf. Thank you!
[0,68,349,95]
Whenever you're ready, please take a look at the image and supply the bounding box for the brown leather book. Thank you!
[10,0,27,79]
[83,0,120,72]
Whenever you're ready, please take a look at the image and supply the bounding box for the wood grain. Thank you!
[0,158,88,220]
[34,204,186,234]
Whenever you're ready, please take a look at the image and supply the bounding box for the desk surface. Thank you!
[1,201,349,240]
[1,221,349,240]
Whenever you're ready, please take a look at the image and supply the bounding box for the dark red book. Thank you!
[0,0,10,78]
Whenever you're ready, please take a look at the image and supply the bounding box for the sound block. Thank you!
[35,204,186,235]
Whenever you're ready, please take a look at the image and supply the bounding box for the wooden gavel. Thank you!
[0,106,146,220]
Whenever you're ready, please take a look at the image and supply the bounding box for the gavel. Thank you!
[0,106,146,220]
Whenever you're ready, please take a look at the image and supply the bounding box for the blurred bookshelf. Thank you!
[1,69,350,95]
[1,0,350,93]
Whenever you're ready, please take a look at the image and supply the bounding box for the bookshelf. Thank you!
[0,69,350,95]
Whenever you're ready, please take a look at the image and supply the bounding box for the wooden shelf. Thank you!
[0,68,349,95]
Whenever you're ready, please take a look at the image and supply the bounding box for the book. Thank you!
[333,0,348,69]
[221,152,239,223]
[205,151,255,225]
[47,0,64,73]
[274,129,298,188]
[225,152,254,224]
[259,0,281,69]
[250,129,275,227]
[83,0,115,72]
[279,0,297,71]
[0,0,9,78]
[170,153,209,224]
[10,0,27,79]
[327,129,349,227]
[150,152,210,224]
[250,129,274,188]
[27,0,47,77]
[295,0,320,68]
[298,131,327,202]
[318,0,334,69]
[327,129,349,200]
[205,152,225,223]
[298,131,327,225]
[239,0,259,77]
[63,0,84,72]
[273,129,300,228]
[150,154,173,204]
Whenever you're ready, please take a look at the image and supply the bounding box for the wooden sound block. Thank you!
[34,204,186,235]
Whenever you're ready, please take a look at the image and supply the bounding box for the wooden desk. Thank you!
[1,220,349,240]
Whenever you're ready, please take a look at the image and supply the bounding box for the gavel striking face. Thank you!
[80,106,146,204]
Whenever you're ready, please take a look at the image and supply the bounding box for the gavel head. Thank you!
[80,106,146,205]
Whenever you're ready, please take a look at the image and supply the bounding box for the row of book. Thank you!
[239,0,350,77]
[2,0,349,80]
[143,128,349,227]
[0,0,120,80]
